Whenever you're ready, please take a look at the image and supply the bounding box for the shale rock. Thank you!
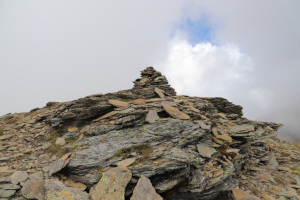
[130,176,162,200]
[90,167,132,200]
[0,67,299,200]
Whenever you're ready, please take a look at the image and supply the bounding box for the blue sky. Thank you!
[178,18,214,45]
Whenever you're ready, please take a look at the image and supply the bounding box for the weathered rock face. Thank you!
[0,67,299,200]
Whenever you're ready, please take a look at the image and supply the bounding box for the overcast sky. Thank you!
[0,1,299,141]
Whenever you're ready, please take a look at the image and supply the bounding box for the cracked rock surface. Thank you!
[0,67,299,200]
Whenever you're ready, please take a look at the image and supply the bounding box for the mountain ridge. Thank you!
[0,67,299,200]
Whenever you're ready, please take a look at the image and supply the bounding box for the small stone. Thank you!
[45,180,89,200]
[0,157,9,162]
[55,137,66,146]
[80,125,90,134]
[42,143,51,150]
[130,176,162,200]
[161,101,177,107]
[277,166,290,171]
[189,106,200,113]
[68,127,78,132]
[108,100,129,109]
[145,110,159,123]
[21,180,45,200]
[133,99,146,105]
[29,171,44,180]
[232,188,260,200]
[294,176,300,185]
[155,87,165,99]
[215,134,232,142]
[10,171,28,185]
[117,158,136,167]
[0,183,21,190]
[77,134,84,141]
[229,124,255,134]
[0,189,16,198]
[213,169,223,178]
[64,179,87,191]
[162,105,190,120]
[0,135,13,141]
[0,178,11,183]
[196,144,216,158]
[48,160,64,176]
[90,167,132,200]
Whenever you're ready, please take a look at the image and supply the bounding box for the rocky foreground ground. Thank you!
[0,67,299,200]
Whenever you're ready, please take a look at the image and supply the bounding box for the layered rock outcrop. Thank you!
[0,67,299,200]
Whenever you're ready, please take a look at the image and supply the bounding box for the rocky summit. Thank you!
[0,67,299,200]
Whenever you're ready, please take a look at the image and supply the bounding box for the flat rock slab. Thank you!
[155,87,165,99]
[55,137,66,145]
[162,105,190,120]
[0,183,20,190]
[117,158,136,167]
[197,144,217,158]
[229,125,255,134]
[21,180,45,200]
[145,110,159,123]
[108,100,129,109]
[10,171,28,185]
[91,167,132,200]
[64,179,87,191]
[232,188,259,200]
[161,101,177,107]
[0,188,16,198]
[49,153,72,176]
[130,176,162,200]
[45,180,89,200]
[0,135,13,141]
[215,134,232,142]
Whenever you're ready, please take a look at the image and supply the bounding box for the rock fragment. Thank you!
[90,167,132,200]
[45,180,89,200]
[10,171,28,185]
[117,158,136,167]
[215,134,233,142]
[55,137,66,145]
[0,189,16,198]
[197,144,217,158]
[162,105,190,120]
[229,124,255,134]
[145,110,159,123]
[108,100,129,109]
[155,87,165,99]
[232,188,259,200]
[130,176,162,200]
[49,153,71,176]
[21,180,45,200]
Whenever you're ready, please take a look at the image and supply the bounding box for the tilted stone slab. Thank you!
[162,105,190,120]
[45,180,89,200]
[229,125,255,135]
[21,180,45,200]
[90,167,132,200]
[154,87,165,99]
[197,144,217,158]
[145,110,159,123]
[10,171,28,185]
[130,176,162,200]
[108,100,129,109]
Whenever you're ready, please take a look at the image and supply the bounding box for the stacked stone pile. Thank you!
[0,67,299,200]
